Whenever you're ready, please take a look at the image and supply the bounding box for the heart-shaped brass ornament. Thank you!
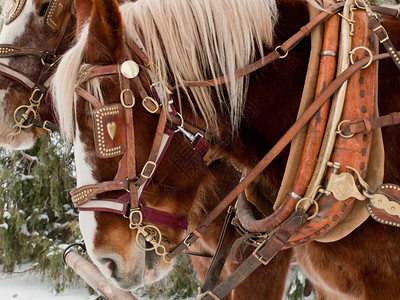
[106,122,117,140]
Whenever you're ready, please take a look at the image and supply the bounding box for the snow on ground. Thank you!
[0,271,94,300]
[0,265,147,300]
[0,264,312,300]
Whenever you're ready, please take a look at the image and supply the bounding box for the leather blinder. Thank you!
[44,0,68,31]
[93,104,126,158]
[3,0,26,25]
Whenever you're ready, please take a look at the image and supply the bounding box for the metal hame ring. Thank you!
[349,46,373,69]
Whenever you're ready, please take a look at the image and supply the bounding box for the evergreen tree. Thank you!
[138,255,201,299]
[0,134,82,292]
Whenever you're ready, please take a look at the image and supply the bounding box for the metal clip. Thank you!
[177,125,203,144]
[183,234,192,248]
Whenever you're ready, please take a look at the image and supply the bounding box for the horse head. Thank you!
[53,0,233,290]
[0,0,89,149]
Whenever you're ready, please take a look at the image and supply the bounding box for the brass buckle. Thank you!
[183,234,192,248]
[120,89,135,108]
[142,97,159,113]
[252,239,269,265]
[42,120,51,132]
[140,161,157,179]
[129,208,143,229]
[373,25,390,43]
[29,88,44,105]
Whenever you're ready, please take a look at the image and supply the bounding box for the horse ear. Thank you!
[74,0,93,32]
[86,0,124,64]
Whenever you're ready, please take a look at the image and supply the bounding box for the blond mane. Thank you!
[53,0,284,140]
[122,0,278,132]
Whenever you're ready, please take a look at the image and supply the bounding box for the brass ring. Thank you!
[349,46,373,69]
[274,45,289,59]
[14,105,36,129]
[295,198,319,220]
[336,120,354,139]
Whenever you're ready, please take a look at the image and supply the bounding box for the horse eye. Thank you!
[39,3,50,17]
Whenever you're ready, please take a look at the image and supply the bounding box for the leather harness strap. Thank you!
[68,1,400,296]
[342,112,400,135]
[168,52,397,260]
[178,1,346,89]
[200,207,236,293]
[235,6,341,235]
[198,210,309,300]
[176,3,399,89]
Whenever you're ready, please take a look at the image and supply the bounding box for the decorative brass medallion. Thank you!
[120,60,139,79]
[2,0,26,25]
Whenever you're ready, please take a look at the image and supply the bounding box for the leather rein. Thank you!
[69,0,400,293]
[0,0,74,143]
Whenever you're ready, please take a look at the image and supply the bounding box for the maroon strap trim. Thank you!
[194,136,210,156]
[141,206,188,230]
[79,192,187,230]
[0,63,36,91]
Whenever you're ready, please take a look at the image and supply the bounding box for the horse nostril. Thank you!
[101,258,118,279]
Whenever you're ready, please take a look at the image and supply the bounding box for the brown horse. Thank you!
[35,0,400,299]
[0,1,293,299]
[0,0,79,149]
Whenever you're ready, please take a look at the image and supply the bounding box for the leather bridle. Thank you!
[68,0,400,298]
[70,36,214,262]
[0,0,74,143]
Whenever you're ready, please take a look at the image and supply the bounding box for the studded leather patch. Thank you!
[44,0,68,31]
[2,0,26,25]
[93,104,126,158]
[367,184,400,227]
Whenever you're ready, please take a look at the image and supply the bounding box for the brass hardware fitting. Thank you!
[349,46,373,69]
[274,45,289,59]
[120,89,135,108]
[129,209,173,264]
[336,120,355,138]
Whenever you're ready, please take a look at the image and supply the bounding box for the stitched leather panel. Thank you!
[92,104,127,158]
[367,184,400,227]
